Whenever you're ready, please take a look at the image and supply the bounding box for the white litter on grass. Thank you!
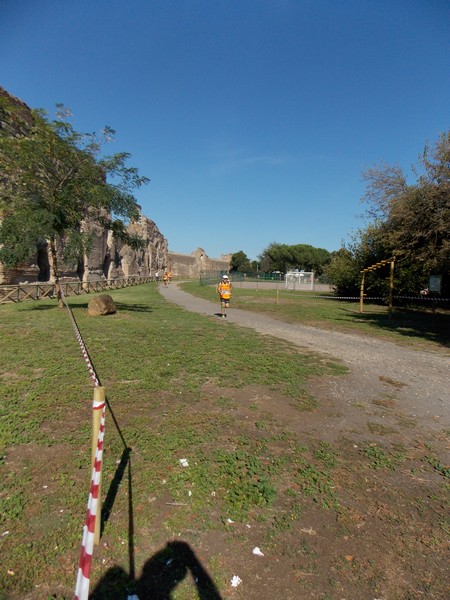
[231,575,242,588]
[226,518,234,524]
[252,547,264,556]
[2,531,9,537]
[300,527,317,536]
[188,490,192,497]
[179,458,189,467]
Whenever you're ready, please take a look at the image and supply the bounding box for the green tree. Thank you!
[327,131,450,298]
[258,242,330,274]
[0,99,149,307]
[361,132,450,288]
[230,250,252,272]
[323,247,359,296]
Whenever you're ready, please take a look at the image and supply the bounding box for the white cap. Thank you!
[222,274,229,279]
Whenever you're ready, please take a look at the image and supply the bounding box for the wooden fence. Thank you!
[0,275,155,304]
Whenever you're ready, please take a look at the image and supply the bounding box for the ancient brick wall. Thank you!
[0,212,169,284]
[168,248,231,278]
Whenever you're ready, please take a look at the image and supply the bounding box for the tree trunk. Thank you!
[49,237,64,309]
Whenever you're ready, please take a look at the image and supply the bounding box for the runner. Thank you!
[216,274,232,318]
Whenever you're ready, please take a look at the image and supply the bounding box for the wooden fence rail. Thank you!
[0,276,155,304]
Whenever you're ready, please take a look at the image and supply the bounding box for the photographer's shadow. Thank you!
[90,540,222,600]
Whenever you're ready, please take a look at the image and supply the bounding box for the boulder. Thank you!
[88,294,116,316]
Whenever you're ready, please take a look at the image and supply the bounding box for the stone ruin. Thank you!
[0,208,168,285]
[0,85,230,284]
[168,248,231,278]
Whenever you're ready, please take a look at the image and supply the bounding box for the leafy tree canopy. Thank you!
[230,250,252,272]
[0,97,149,305]
[258,242,330,275]
[325,130,450,297]
[361,131,449,276]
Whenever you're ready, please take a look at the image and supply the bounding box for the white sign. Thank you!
[429,275,441,293]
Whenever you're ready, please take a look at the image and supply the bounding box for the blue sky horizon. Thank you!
[1,0,449,260]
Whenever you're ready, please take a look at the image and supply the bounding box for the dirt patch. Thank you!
[93,381,449,599]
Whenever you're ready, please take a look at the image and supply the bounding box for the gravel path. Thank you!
[159,283,449,437]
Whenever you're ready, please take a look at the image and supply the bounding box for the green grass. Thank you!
[0,284,345,597]
[362,443,406,470]
[180,281,450,351]
[0,283,449,599]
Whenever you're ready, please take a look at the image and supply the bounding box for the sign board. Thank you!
[429,275,441,293]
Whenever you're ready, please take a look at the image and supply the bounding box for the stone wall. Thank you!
[0,86,228,285]
[0,210,168,284]
[0,86,169,284]
[169,248,231,278]
[105,212,168,280]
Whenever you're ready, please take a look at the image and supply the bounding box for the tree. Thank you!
[0,97,149,307]
[258,242,330,274]
[362,132,450,282]
[327,131,450,298]
[230,250,252,273]
[323,247,359,296]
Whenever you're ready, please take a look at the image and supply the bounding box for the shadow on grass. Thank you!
[25,303,57,310]
[113,302,153,313]
[94,397,222,599]
[90,541,222,600]
[348,308,450,347]
[65,302,154,313]
[101,446,131,536]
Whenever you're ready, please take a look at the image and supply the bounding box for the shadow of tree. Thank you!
[347,308,450,347]
[25,304,57,310]
[60,301,154,313]
[113,302,153,313]
[90,541,223,600]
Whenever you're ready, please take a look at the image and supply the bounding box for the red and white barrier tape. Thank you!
[58,288,105,598]
[60,287,100,387]
[310,295,450,302]
[74,402,106,600]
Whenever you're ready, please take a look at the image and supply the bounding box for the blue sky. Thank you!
[1,0,449,260]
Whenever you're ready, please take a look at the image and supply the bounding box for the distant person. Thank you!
[163,271,169,287]
[168,270,172,283]
[217,274,232,318]
[155,271,159,282]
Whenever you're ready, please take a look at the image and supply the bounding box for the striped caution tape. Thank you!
[74,404,106,600]
[307,295,450,302]
[60,287,100,387]
[58,286,105,599]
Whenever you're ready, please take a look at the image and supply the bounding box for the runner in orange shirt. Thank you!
[217,274,232,318]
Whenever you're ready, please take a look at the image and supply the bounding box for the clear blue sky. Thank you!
[1,0,449,260]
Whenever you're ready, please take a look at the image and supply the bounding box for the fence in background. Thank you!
[199,271,332,292]
[0,275,155,304]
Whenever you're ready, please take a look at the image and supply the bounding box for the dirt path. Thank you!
[159,283,449,441]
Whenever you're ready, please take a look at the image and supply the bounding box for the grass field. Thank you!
[0,283,448,599]
[180,281,450,351]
